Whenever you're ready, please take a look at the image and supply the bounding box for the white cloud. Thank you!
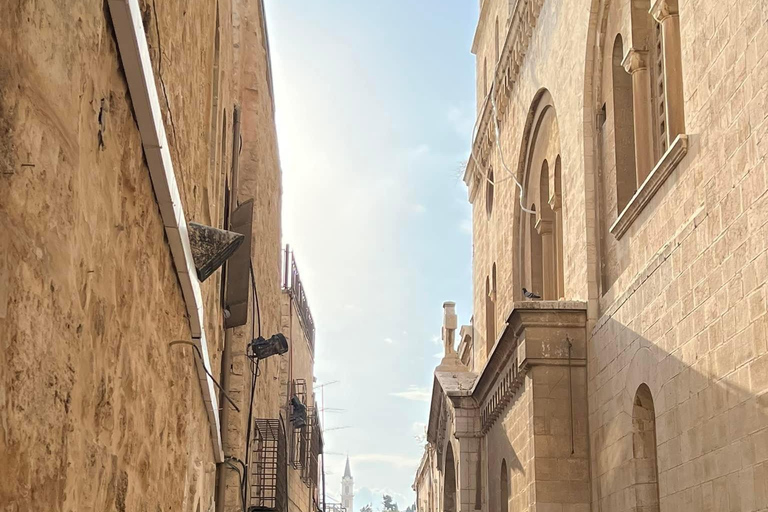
[390,386,431,402]
[431,334,441,345]
[351,454,421,469]
[384,337,394,344]
[459,218,472,234]
[433,351,443,359]
[411,203,427,214]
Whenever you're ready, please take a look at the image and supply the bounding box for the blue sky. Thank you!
[265,1,478,507]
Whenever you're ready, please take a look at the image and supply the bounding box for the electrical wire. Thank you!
[169,340,240,412]
[468,58,536,215]
[223,458,247,512]
[249,260,262,338]
[242,260,263,509]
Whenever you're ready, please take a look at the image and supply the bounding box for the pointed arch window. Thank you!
[612,34,637,213]
[518,91,565,300]
[485,265,497,354]
[486,169,495,216]
[500,459,509,512]
[631,385,660,511]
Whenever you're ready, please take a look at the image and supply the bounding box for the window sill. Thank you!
[610,134,689,240]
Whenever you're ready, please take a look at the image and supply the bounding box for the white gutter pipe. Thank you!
[108,0,224,462]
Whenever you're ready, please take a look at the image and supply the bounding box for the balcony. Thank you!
[282,246,316,352]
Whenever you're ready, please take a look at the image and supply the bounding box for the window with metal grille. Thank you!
[308,408,322,489]
[300,407,314,485]
[301,408,320,488]
[248,419,287,512]
[290,380,308,469]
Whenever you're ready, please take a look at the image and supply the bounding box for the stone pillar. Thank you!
[623,48,655,184]
[453,406,482,512]
[651,0,685,144]
[535,218,556,300]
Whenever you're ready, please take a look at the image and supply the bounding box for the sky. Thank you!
[265,2,478,508]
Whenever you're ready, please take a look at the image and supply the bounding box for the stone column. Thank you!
[453,406,482,512]
[535,218,556,300]
[623,48,655,184]
[651,0,685,144]
[548,178,564,299]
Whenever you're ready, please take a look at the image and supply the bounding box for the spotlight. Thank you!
[290,395,307,428]
[249,333,288,360]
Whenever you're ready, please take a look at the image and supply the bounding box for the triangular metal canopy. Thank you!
[187,222,245,282]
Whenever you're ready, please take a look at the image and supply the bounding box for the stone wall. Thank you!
[485,379,534,512]
[0,1,285,511]
[467,0,768,509]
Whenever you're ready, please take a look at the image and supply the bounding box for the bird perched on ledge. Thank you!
[522,287,542,300]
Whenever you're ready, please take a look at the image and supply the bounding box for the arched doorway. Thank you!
[443,443,457,512]
[631,384,660,511]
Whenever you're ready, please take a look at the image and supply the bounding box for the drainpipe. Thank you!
[215,105,242,512]
[108,0,223,462]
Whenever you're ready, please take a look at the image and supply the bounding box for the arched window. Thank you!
[500,459,509,512]
[444,443,457,512]
[631,384,660,511]
[485,266,496,355]
[486,169,494,216]
[494,17,500,64]
[517,90,565,300]
[612,34,637,213]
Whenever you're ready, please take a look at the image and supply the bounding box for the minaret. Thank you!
[342,456,354,512]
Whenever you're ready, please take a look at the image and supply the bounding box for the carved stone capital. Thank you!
[535,217,554,235]
[650,0,679,23]
[622,48,648,75]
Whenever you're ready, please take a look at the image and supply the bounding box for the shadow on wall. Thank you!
[592,317,768,510]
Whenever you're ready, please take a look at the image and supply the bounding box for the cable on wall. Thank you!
[169,340,240,412]
[468,57,536,215]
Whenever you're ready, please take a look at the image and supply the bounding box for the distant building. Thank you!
[342,456,355,512]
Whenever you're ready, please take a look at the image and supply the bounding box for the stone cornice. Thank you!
[610,134,689,239]
[473,301,588,433]
[464,0,546,199]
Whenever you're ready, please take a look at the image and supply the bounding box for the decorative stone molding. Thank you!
[622,48,649,74]
[650,0,679,22]
[477,300,588,433]
[463,0,547,196]
[610,134,689,239]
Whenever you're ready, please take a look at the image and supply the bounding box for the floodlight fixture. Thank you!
[249,333,288,360]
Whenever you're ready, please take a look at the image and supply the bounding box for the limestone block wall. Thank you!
[531,365,591,511]
[588,0,768,509]
[281,290,318,512]
[468,0,768,509]
[485,379,535,512]
[0,0,285,511]
[470,0,594,371]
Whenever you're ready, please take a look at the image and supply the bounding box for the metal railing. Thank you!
[282,246,316,353]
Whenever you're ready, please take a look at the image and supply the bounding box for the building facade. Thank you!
[417,0,768,510]
[0,1,322,512]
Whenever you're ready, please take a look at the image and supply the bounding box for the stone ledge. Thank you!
[610,134,689,240]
